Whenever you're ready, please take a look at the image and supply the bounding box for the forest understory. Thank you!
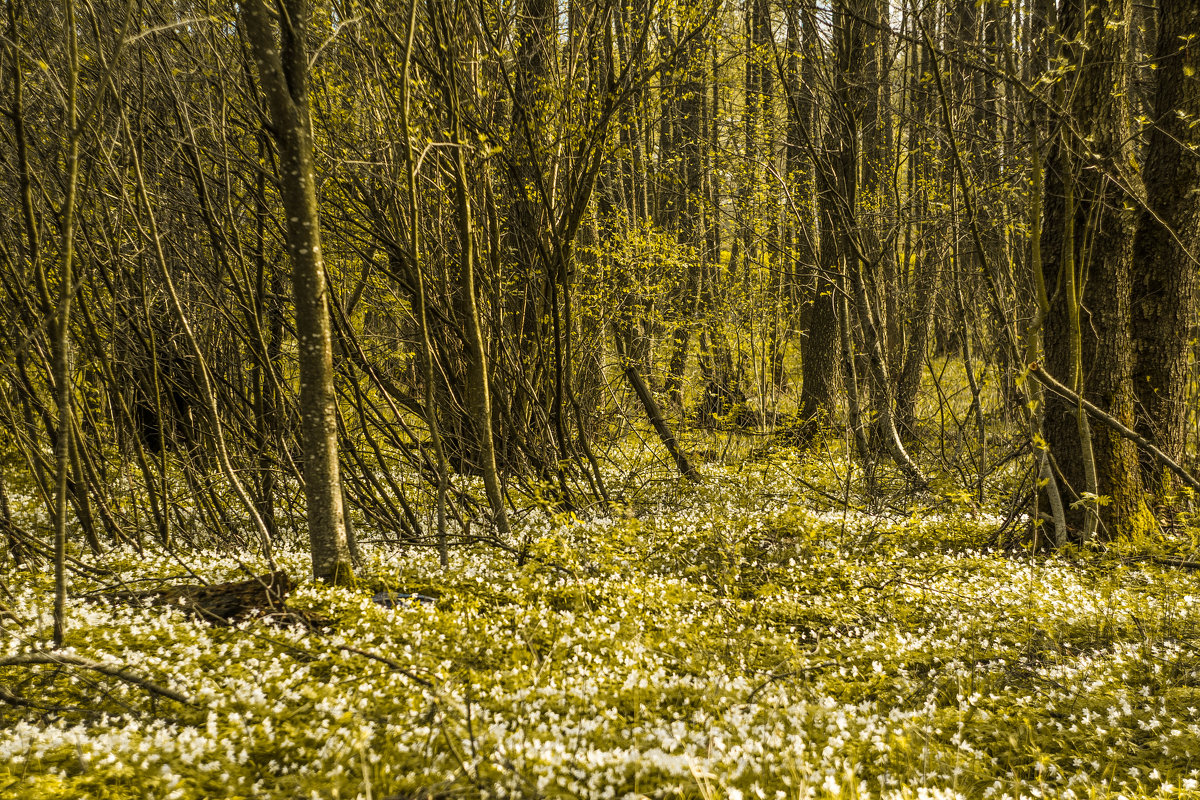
[3,429,1200,800]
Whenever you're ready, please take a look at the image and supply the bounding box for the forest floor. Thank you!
[2,444,1200,800]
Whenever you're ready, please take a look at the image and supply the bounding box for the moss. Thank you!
[324,558,356,588]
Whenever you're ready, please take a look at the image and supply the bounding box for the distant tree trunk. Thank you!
[1041,0,1153,539]
[861,0,896,358]
[894,7,944,439]
[734,0,769,276]
[1131,0,1199,496]
[801,0,868,430]
[242,0,354,584]
[615,0,649,223]
[655,15,678,231]
[779,0,815,398]
[860,0,904,448]
[507,0,557,468]
[251,143,280,545]
[663,18,707,409]
[401,0,450,564]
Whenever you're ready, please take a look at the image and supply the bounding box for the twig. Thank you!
[1028,363,1200,493]
[335,643,434,688]
[0,599,26,625]
[0,651,194,705]
[1151,557,1200,571]
[0,685,35,707]
[745,661,837,704]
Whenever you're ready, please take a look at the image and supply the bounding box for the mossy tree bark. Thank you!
[1041,0,1153,540]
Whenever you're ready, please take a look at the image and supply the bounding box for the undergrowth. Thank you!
[2,450,1200,799]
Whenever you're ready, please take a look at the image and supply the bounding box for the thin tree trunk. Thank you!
[431,1,513,540]
[52,0,81,647]
[242,0,354,583]
[616,326,700,481]
[400,0,450,566]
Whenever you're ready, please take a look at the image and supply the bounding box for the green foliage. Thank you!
[4,458,1200,799]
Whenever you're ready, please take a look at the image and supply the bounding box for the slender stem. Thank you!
[1063,168,1099,538]
[433,0,511,539]
[120,110,276,566]
[53,0,81,649]
[401,0,450,566]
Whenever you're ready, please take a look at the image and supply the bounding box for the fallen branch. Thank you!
[0,599,26,625]
[1151,557,1200,571]
[0,684,36,707]
[1028,363,1200,494]
[745,661,838,704]
[336,643,434,689]
[103,570,294,625]
[0,651,193,705]
[613,326,701,483]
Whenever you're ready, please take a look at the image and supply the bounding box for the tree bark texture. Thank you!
[800,0,867,428]
[242,0,354,584]
[1041,0,1153,539]
[1131,0,1200,495]
[663,21,707,408]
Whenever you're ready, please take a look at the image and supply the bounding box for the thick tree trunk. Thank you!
[1041,0,1153,540]
[1131,0,1200,496]
[801,0,868,430]
[243,0,354,584]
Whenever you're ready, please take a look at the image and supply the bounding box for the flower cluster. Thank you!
[2,464,1199,799]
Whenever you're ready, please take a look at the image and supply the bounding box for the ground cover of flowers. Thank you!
[3,460,1200,799]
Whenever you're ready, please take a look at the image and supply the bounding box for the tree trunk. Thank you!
[616,325,699,482]
[1130,0,1200,496]
[800,0,868,431]
[429,0,514,541]
[778,0,814,399]
[53,0,82,646]
[1041,0,1153,540]
[242,0,354,584]
[663,16,707,409]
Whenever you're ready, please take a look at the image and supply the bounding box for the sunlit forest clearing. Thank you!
[1,0,1198,796]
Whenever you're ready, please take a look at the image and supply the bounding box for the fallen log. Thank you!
[105,570,295,625]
